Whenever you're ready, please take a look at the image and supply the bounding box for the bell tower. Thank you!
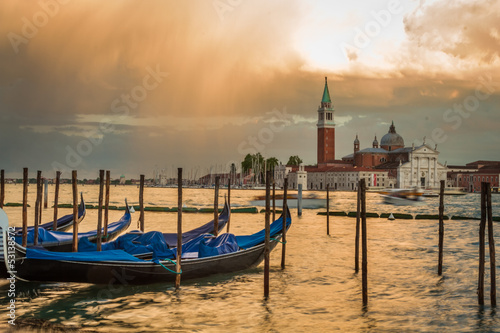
[317,77,335,165]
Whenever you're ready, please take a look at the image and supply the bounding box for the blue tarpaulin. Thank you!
[80,230,175,260]
[199,233,239,258]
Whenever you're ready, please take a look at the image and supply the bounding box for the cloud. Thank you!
[0,0,499,178]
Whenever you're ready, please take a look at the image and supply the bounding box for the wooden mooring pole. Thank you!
[38,175,43,235]
[272,180,276,222]
[281,177,288,270]
[214,176,219,236]
[176,168,183,289]
[355,185,360,273]
[479,182,486,306]
[53,171,60,231]
[33,171,41,246]
[326,184,330,235]
[96,170,104,251]
[22,168,28,247]
[139,174,145,232]
[360,178,368,307]
[227,174,231,232]
[264,170,271,297]
[297,183,303,216]
[44,178,48,209]
[0,169,4,208]
[438,180,445,276]
[487,183,497,307]
[104,170,110,238]
[71,170,78,252]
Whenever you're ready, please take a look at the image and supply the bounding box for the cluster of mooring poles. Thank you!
[478,181,496,307]
[321,177,497,309]
[0,168,114,250]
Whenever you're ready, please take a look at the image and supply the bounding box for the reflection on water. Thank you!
[0,185,499,332]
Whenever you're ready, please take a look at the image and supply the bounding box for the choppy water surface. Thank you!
[1,184,500,332]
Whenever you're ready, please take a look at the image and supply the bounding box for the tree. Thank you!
[266,157,280,174]
[241,154,254,174]
[286,155,303,166]
[241,153,267,184]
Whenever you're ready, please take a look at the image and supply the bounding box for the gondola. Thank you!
[14,200,132,252]
[13,193,86,234]
[0,206,292,285]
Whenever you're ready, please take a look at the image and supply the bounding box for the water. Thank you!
[1,184,500,332]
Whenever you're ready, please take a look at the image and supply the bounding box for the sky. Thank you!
[1,0,499,179]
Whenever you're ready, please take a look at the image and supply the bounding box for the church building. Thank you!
[275,77,449,190]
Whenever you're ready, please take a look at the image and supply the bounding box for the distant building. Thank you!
[119,175,126,185]
[317,77,336,166]
[278,164,393,191]
[447,161,500,192]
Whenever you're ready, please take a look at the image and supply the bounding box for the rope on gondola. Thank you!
[270,237,286,244]
[158,258,182,274]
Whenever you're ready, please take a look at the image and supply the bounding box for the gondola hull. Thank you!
[9,237,280,285]
[13,193,86,234]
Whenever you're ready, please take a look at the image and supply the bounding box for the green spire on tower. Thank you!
[321,76,331,104]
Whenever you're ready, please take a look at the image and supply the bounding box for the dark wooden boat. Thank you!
[13,193,86,234]
[0,207,291,285]
[14,201,132,252]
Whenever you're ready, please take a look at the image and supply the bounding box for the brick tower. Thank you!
[317,77,335,165]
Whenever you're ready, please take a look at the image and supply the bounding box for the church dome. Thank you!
[380,121,404,149]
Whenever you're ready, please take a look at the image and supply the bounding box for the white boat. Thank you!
[443,187,467,196]
[422,189,439,197]
[379,188,424,206]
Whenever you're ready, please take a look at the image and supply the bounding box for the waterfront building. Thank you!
[447,161,500,192]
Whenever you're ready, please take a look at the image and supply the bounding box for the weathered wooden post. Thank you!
[281,177,288,270]
[22,168,28,247]
[272,180,276,222]
[33,171,42,246]
[479,182,486,306]
[227,174,231,232]
[53,171,61,231]
[96,170,104,251]
[44,178,49,209]
[104,170,110,238]
[38,175,43,234]
[71,170,79,252]
[214,176,220,236]
[297,183,303,216]
[326,184,330,235]
[355,184,360,273]
[264,170,271,297]
[486,183,496,307]
[0,169,4,208]
[139,174,145,232]
[176,168,183,289]
[360,178,368,307]
[438,180,445,276]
